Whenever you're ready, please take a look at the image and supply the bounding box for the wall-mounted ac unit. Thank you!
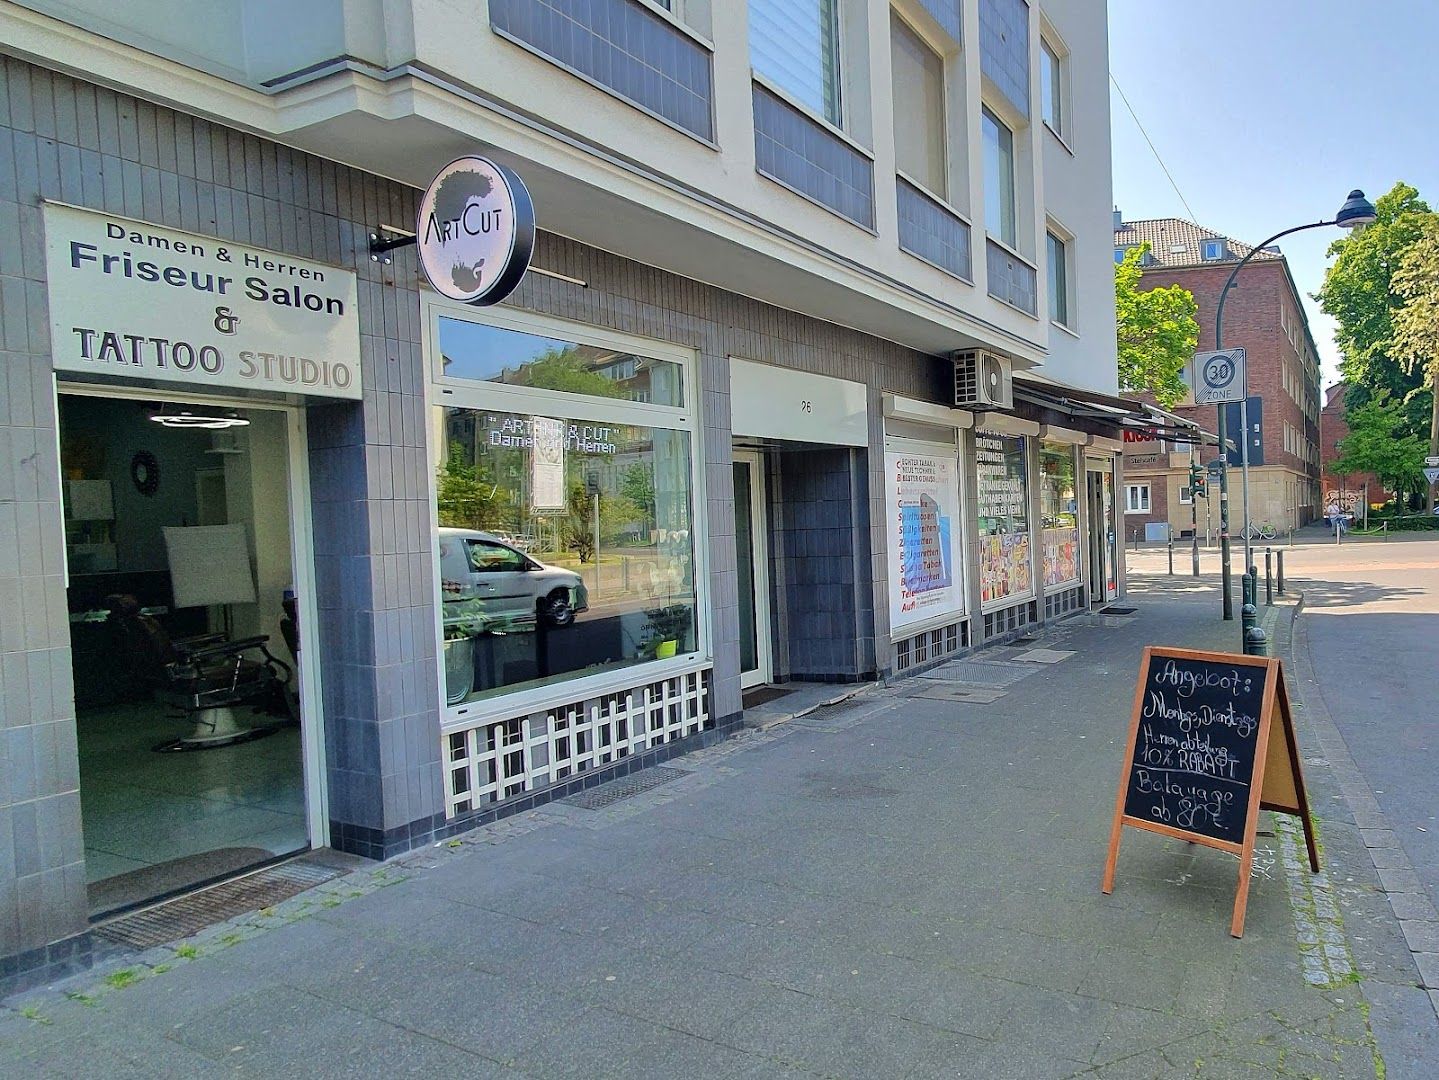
[953,349,1013,410]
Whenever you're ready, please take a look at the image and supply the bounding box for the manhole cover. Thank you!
[910,685,1008,704]
[92,859,343,951]
[562,766,689,809]
[917,660,1040,688]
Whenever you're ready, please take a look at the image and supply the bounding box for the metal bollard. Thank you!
[1277,550,1286,595]
[1168,540,1174,575]
[1241,601,1257,638]
[1264,549,1273,606]
[1244,626,1269,656]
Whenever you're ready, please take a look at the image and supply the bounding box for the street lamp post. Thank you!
[1212,190,1376,620]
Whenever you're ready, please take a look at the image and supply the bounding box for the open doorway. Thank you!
[1087,460,1119,604]
[60,391,311,915]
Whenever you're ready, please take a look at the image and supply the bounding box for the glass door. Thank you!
[733,452,772,688]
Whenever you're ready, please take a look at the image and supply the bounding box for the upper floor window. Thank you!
[750,0,842,126]
[891,10,947,197]
[982,107,1017,247]
[1040,36,1065,138]
[1202,239,1227,261]
[1046,230,1070,326]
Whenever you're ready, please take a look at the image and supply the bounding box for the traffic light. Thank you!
[1188,461,1207,499]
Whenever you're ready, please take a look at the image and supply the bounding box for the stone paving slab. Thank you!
[0,574,1408,1078]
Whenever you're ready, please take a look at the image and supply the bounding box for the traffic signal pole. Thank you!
[1189,459,1201,577]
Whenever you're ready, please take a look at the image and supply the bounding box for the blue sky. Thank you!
[1108,0,1439,389]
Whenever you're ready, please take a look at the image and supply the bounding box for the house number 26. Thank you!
[800,400,813,413]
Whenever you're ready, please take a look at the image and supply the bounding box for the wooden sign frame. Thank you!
[1101,646,1319,937]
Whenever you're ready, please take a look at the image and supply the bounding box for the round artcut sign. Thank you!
[417,156,535,306]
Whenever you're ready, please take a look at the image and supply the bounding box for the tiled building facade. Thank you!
[1,0,1134,994]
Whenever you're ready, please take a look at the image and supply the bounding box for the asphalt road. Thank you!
[1286,532,1439,908]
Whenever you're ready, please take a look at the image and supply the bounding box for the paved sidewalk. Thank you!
[0,575,1398,1078]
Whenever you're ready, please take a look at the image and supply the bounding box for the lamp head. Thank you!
[1335,189,1377,232]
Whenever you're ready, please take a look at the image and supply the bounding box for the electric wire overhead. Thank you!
[1110,72,1199,223]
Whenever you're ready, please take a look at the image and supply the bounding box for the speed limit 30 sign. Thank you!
[1193,348,1247,405]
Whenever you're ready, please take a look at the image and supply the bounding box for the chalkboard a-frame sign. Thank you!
[1101,647,1319,938]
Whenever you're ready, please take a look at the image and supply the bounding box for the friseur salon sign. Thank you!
[43,202,361,399]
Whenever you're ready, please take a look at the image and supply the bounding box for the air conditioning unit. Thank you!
[953,349,1013,410]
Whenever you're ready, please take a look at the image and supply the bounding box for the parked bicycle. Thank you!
[1240,520,1278,541]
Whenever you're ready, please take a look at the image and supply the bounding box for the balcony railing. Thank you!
[986,238,1038,316]
[897,178,972,280]
[753,81,875,230]
[490,0,715,142]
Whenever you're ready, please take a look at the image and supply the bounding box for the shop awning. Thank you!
[1013,375,1218,446]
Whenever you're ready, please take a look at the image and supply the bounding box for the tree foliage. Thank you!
[1330,392,1426,500]
[509,347,629,399]
[1391,217,1439,384]
[436,445,505,531]
[1317,182,1435,404]
[1115,243,1200,407]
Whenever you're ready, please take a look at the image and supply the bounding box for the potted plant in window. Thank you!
[640,603,691,660]
[443,596,492,705]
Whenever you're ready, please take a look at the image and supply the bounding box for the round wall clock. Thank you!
[130,451,160,497]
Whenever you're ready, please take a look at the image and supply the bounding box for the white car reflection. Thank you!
[438,527,589,631]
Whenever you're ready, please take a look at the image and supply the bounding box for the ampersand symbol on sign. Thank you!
[213,307,240,335]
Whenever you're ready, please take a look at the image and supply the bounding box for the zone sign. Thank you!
[1193,348,1247,405]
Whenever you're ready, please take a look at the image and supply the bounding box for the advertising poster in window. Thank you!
[1040,442,1081,590]
[886,445,964,634]
[530,415,566,511]
[976,432,1033,607]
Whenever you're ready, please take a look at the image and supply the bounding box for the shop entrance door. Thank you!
[1087,462,1119,603]
[733,451,772,688]
[59,389,323,915]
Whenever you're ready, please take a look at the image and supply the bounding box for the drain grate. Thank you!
[1100,606,1137,615]
[92,859,343,951]
[916,659,1041,688]
[562,766,690,810]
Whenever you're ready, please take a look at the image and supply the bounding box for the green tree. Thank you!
[1317,182,1435,410]
[513,347,629,398]
[562,482,641,562]
[620,462,655,529]
[436,445,505,530]
[1115,243,1200,407]
[1389,216,1439,509]
[1331,392,1427,510]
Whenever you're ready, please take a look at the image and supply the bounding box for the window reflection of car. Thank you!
[438,528,589,631]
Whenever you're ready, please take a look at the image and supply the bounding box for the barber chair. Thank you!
[106,594,294,751]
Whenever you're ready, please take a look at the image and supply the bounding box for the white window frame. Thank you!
[1046,223,1073,329]
[1202,239,1226,261]
[749,0,845,128]
[1179,485,1193,506]
[981,105,1017,249]
[890,7,949,201]
[1039,29,1068,145]
[1125,483,1150,514]
[422,299,712,732]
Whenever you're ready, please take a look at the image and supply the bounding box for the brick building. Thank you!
[1115,215,1324,540]
[1320,382,1388,516]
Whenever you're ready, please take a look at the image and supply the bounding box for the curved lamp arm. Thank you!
[1215,219,1334,350]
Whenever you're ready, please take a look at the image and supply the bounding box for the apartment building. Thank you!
[0,0,1133,990]
[1115,215,1324,541]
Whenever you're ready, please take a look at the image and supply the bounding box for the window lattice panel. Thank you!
[444,669,711,816]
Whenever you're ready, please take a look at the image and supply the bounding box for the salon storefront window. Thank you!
[430,311,699,710]
[1039,442,1080,590]
[975,431,1034,608]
